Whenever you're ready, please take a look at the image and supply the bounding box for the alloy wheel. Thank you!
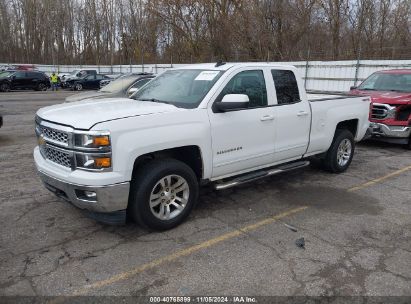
[149,175,190,220]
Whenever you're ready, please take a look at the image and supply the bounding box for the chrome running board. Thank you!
[214,160,310,190]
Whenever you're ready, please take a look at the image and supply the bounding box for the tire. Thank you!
[0,83,10,92]
[37,83,47,91]
[74,83,82,91]
[128,159,199,230]
[322,129,355,173]
[405,136,411,150]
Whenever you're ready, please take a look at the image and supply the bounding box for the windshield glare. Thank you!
[100,75,138,93]
[359,73,411,92]
[132,69,223,108]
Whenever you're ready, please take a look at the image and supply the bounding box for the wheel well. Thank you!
[132,146,203,180]
[336,119,358,137]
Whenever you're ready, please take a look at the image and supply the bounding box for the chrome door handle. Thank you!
[297,111,309,117]
[260,115,274,121]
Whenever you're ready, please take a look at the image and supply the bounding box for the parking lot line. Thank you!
[348,164,411,192]
[69,165,411,295]
[72,206,308,295]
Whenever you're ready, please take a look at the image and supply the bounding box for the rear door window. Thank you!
[271,70,300,105]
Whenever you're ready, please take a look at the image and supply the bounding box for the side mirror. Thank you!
[214,94,249,112]
[350,86,357,90]
[128,87,138,96]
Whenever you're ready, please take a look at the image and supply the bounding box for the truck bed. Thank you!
[305,93,371,156]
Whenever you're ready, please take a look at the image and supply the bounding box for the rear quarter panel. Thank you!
[306,96,370,156]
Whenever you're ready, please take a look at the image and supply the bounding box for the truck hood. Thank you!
[350,89,411,105]
[37,98,180,129]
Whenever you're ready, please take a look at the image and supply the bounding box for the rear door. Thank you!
[83,75,96,89]
[270,69,311,161]
[27,72,39,88]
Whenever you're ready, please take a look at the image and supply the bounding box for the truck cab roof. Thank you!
[177,62,297,72]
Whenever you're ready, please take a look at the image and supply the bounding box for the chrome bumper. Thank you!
[37,170,130,213]
[369,122,411,138]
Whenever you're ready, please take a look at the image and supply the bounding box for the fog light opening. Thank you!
[75,189,98,202]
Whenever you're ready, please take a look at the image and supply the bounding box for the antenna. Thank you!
[215,60,226,67]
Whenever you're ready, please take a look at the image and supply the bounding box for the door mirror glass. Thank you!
[215,94,249,112]
[350,86,357,90]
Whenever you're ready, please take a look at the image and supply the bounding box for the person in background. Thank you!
[50,72,58,91]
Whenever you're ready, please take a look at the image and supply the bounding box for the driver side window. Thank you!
[217,70,267,108]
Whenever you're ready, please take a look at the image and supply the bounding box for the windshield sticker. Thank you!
[194,71,220,81]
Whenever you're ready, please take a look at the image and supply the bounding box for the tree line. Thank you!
[0,0,410,65]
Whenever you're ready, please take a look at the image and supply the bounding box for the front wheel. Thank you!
[128,159,199,230]
[74,83,83,91]
[322,129,355,173]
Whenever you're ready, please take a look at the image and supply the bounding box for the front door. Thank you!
[208,69,276,178]
[12,71,27,89]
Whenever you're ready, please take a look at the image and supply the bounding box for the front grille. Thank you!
[38,125,69,145]
[371,104,395,120]
[40,144,72,168]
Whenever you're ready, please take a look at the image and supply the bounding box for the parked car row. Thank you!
[0,68,154,93]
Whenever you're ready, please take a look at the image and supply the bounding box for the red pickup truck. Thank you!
[350,69,411,149]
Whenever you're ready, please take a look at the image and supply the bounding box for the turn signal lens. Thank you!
[92,136,110,146]
[95,157,111,168]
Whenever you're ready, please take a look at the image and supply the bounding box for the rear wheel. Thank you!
[1,83,10,92]
[322,129,355,173]
[37,83,47,91]
[128,159,199,230]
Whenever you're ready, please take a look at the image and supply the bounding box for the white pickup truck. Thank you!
[34,63,370,229]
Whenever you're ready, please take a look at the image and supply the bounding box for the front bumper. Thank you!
[37,170,130,224]
[368,122,411,144]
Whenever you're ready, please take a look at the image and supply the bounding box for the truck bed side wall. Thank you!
[306,97,370,156]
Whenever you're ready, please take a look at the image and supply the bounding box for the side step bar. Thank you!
[214,160,310,190]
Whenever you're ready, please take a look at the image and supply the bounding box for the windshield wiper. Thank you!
[138,98,173,105]
[359,88,375,90]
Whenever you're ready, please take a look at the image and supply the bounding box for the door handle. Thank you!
[297,111,309,117]
[260,115,274,121]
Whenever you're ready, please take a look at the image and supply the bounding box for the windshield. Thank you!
[0,71,14,78]
[69,70,80,75]
[100,75,141,93]
[358,73,411,92]
[131,69,224,108]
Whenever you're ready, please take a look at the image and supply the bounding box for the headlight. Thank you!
[386,106,397,119]
[73,131,111,151]
[75,153,112,171]
[73,131,112,171]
